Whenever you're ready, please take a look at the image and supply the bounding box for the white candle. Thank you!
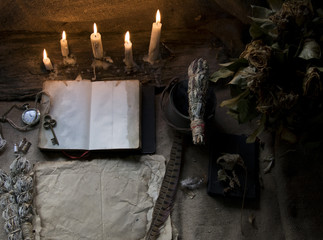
[124,31,134,68]
[148,10,162,63]
[90,23,104,59]
[43,49,53,71]
[60,31,69,57]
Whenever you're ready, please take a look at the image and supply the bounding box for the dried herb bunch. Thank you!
[211,0,323,143]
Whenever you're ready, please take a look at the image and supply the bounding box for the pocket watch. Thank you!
[21,104,41,126]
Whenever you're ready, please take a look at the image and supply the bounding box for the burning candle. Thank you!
[147,10,162,63]
[60,31,69,57]
[124,31,134,69]
[90,23,104,59]
[43,49,53,71]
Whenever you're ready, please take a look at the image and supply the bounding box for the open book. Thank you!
[38,80,141,150]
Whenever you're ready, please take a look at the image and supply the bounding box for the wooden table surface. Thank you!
[0,29,226,101]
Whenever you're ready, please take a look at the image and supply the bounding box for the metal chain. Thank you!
[0,91,51,132]
[0,104,31,131]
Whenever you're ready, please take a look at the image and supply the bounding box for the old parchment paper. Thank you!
[33,155,172,240]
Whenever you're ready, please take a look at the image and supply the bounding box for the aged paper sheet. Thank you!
[33,155,172,240]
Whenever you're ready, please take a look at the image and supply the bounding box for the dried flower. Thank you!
[211,0,323,143]
[247,68,270,93]
[257,90,299,115]
[271,0,313,31]
[303,67,322,98]
[277,91,299,110]
[240,40,272,69]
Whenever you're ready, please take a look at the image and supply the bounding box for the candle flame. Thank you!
[43,49,48,59]
[62,31,66,40]
[125,31,130,43]
[93,23,97,34]
[156,10,161,24]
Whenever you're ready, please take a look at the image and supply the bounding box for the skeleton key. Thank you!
[43,115,59,145]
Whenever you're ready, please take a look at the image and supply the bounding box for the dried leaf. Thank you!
[263,155,274,174]
[251,5,274,18]
[280,128,298,144]
[219,58,249,72]
[219,61,236,67]
[263,159,273,173]
[217,154,246,194]
[259,20,277,32]
[223,90,258,124]
[236,99,253,123]
[267,0,283,11]
[217,169,228,182]
[317,8,323,18]
[226,105,239,121]
[228,67,256,88]
[249,16,273,25]
[224,187,231,193]
[246,114,266,143]
[232,171,241,187]
[249,23,265,40]
[217,153,244,171]
[220,89,250,108]
[229,178,235,188]
[209,68,234,83]
[249,19,278,40]
[298,39,321,60]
